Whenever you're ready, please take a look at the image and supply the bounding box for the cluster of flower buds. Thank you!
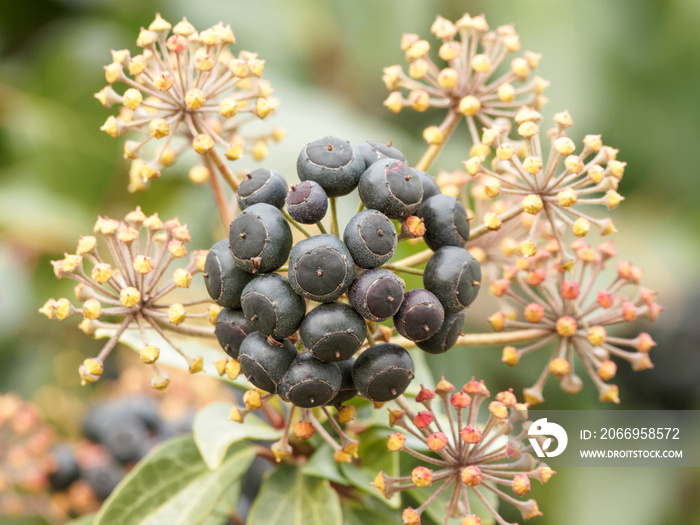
[39,207,214,389]
[488,241,660,404]
[383,13,548,149]
[0,393,57,520]
[372,378,553,524]
[466,109,625,266]
[95,13,283,191]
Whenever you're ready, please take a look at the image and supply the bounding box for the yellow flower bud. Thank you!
[252,140,269,161]
[497,83,515,103]
[104,62,122,84]
[168,303,186,325]
[522,194,543,214]
[140,345,160,364]
[483,212,502,231]
[408,90,430,112]
[192,134,214,155]
[522,156,542,174]
[458,95,481,117]
[408,59,428,79]
[564,155,584,174]
[247,58,265,78]
[438,41,460,61]
[226,358,241,380]
[606,190,624,210]
[572,217,591,237]
[255,98,273,119]
[471,54,491,73]
[100,116,120,138]
[128,54,147,75]
[243,390,262,410]
[383,91,403,114]
[387,432,406,452]
[517,121,539,137]
[185,89,206,110]
[149,118,170,139]
[511,57,529,79]
[501,346,519,366]
[120,287,141,307]
[437,67,458,89]
[549,357,571,378]
[422,126,444,145]
[173,268,192,288]
[588,326,607,346]
[133,255,154,274]
[519,240,537,257]
[82,299,101,320]
[484,178,501,198]
[554,137,576,156]
[557,188,578,207]
[406,40,430,60]
[584,134,603,152]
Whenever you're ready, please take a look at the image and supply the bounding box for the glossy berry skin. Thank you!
[343,209,397,269]
[47,444,80,491]
[203,239,254,308]
[393,289,445,342]
[358,140,407,168]
[348,269,405,322]
[215,308,255,359]
[411,168,441,201]
[299,302,367,362]
[358,159,424,220]
[228,203,292,274]
[238,332,298,394]
[352,343,414,402]
[241,274,306,340]
[286,180,328,224]
[288,234,355,302]
[297,136,365,197]
[417,194,471,251]
[416,311,466,354]
[236,168,288,210]
[424,246,482,313]
[278,353,342,408]
[328,358,358,406]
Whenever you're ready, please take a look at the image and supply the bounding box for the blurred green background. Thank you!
[1,0,699,523]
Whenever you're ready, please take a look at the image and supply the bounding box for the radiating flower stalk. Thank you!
[96,14,283,225]
[383,14,548,171]
[488,240,660,404]
[39,208,215,390]
[372,379,553,525]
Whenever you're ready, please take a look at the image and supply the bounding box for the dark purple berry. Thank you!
[241,274,306,340]
[348,269,405,322]
[393,289,445,342]
[343,209,397,269]
[236,168,288,210]
[278,353,342,408]
[416,311,466,354]
[358,159,424,219]
[203,239,254,308]
[424,246,481,313]
[352,343,414,402]
[286,180,328,224]
[215,308,254,359]
[297,136,365,197]
[417,194,470,251]
[238,332,298,394]
[358,140,407,168]
[299,302,366,362]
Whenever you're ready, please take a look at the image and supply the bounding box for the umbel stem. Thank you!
[390,328,550,349]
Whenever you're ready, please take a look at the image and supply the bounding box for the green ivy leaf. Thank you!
[339,429,401,508]
[94,435,254,525]
[193,402,283,469]
[302,443,349,486]
[247,464,342,525]
[66,516,95,525]
[342,499,401,525]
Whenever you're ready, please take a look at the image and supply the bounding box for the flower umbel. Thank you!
[471,110,623,264]
[489,241,660,404]
[41,207,213,388]
[383,13,547,152]
[375,381,552,524]
[96,14,281,195]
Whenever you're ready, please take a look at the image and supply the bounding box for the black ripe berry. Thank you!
[352,343,414,402]
[238,332,298,394]
[424,246,482,313]
[228,202,292,274]
[343,209,397,269]
[358,140,407,168]
[286,180,328,224]
[417,194,471,251]
[214,308,254,359]
[416,311,466,354]
[278,353,342,408]
[358,159,424,220]
[288,234,355,302]
[348,268,405,322]
[412,168,441,201]
[393,289,445,342]
[328,358,358,406]
[47,444,80,491]
[240,273,306,340]
[83,460,125,501]
[297,136,365,197]
[203,239,254,308]
[236,168,288,210]
[299,302,367,362]
[101,414,149,465]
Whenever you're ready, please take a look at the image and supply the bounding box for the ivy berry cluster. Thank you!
[204,136,482,409]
